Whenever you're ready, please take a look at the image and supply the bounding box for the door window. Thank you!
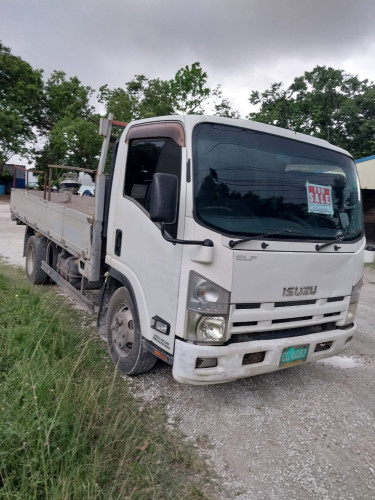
[124,137,182,237]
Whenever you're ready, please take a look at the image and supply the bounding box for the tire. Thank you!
[25,235,48,285]
[106,287,157,375]
[46,241,59,284]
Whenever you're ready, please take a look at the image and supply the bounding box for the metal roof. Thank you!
[355,155,375,164]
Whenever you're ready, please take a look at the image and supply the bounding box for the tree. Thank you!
[41,71,95,131]
[35,116,102,173]
[0,42,43,165]
[170,62,211,114]
[98,75,174,122]
[99,62,239,122]
[249,66,375,158]
[35,72,99,175]
[340,84,375,157]
[140,77,175,118]
[212,85,240,119]
[39,63,224,176]
[248,82,295,129]
[1,42,241,174]
[98,84,134,123]
[99,63,212,120]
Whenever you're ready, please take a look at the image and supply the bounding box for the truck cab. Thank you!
[103,115,364,384]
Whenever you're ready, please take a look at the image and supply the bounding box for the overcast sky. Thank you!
[2,0,375,117]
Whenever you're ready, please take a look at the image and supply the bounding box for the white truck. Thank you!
[10,114,364,384]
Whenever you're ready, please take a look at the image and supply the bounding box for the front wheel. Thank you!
[25,235,48,285]
[106,287,157,375]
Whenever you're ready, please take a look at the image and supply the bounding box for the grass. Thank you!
[0,263,212,499]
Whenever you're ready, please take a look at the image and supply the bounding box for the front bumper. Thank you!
[172,324,356,385]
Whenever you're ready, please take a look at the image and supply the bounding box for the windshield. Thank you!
[192,123,363,241]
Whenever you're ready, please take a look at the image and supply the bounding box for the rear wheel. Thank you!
[106,287,157,375]
[25,235,48,285]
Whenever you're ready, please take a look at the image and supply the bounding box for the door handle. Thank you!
[114,229,122,256]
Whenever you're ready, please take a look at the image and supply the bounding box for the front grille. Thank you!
[272,316,313,324]
[233,321,258,327]
[229,295,350,337]
[225,322,338,345]
[327,296,345,303]
[275,299,316,307]
[236,303,260,309]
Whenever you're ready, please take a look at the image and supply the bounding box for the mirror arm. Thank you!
[161,223,214,247]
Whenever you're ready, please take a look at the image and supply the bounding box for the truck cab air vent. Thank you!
[275,299,316,307]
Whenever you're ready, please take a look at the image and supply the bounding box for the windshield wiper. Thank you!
[315,231,360,251]
[315,237,343,251]
[229,229,303,248]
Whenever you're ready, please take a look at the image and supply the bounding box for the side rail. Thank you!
[10,189,94,277]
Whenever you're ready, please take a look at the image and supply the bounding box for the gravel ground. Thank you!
[1,196,374,499]
[126,299,375,500]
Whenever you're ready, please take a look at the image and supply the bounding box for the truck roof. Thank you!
[126,114,352,158]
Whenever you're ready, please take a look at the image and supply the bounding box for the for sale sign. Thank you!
[306,182,333,215]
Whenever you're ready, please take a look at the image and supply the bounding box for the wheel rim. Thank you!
[26,244,35,276]
[110,304,135,358]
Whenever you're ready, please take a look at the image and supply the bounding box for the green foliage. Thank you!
[41,71,95,131]
[1,41,239,170]
[3,36,375,170]
[99,62,239,121]
[171,62,211,114]
[35,116,102,172]
[99,75,174,122]
[35,71,99,173]
[0,170,12,184]
[249,66,375,158]
[98,84,134,123]
[141,77,175,117]
[212,86,240,118]
[0,42,43,165]
[125,74,174,118]
[0,264,212,499]
[42,62,236,174]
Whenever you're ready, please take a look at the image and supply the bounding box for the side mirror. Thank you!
[149,173,178,224]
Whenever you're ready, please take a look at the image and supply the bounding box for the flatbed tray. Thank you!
[26,190,95,216]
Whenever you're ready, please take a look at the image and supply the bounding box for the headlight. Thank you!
[186,272,230,344]
[344,279,363,325]
[197,316,226,342]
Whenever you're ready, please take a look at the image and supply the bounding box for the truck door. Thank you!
[107,122,185,355]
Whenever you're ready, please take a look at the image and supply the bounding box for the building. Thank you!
[0,164,26,191]
[356,155,375,241]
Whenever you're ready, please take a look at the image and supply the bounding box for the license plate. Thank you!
[280,344,309,367]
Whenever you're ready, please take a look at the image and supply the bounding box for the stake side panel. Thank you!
[10,189,94,261]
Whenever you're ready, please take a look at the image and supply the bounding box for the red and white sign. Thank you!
[306,183,333,215]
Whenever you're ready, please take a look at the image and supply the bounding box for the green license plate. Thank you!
[280,344,309,367]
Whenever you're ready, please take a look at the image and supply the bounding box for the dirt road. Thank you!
[1,197,374,499]
[0,196,25,266]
